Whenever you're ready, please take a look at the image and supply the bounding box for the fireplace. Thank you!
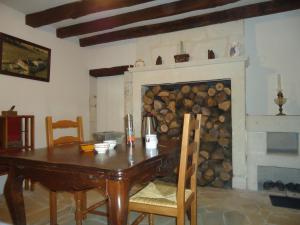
[125,57,247,189]
[142,80,232,188]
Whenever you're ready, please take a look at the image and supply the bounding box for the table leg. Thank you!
[4,168,26,225]
[106,179,129,225]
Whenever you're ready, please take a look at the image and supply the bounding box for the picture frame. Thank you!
[0,33,51,82]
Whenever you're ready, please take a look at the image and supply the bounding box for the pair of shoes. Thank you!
[263,180,275,190]
[285,182,296,192]
[274,180,285,191]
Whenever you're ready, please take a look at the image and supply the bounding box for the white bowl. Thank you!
[94,143,109,153]
[103,140,117,150]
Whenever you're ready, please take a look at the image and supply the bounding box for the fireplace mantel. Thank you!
[128,57,248,73]
[125,57,248,189]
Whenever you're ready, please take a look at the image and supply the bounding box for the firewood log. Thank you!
[159,124,169,133]
[192,104,201,114]
[196,91,208,98]
[143,95,153,105]
[215,82,224,91]
[165,112,175,123]
[203,168,214,181]
[224,87,231,96]
[218,100,231,111]
[169,120,180,129]
[156,114,164,122]
[192,85,199,94]
[219,127,231,138]
[154,100,165,111]
[201,107,211,116]
[199,150,210,160]
[158,91,170,97]
[220,171,231,181]
[215,91,228,104]
[197,84,209,91]
[198,156,206,166]
[183,98,193,109]
[218,137,230,147]
[211,178,225,188]
[151,85,161,95]
[208,87,216,97]
[222,161,233,173]
[176,92,183,101]
[181,85,191,95]
[194,95,205,105]
[211,149,225,160]
[143,104,152,113]
[145,89,155,99]
[169,91,177,100]
[159,108,169,115]
[167,101,176,113]
[167,128,180,137]
[207,97,217,107]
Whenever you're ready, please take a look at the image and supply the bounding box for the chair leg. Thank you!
[148,214,154,225]
[49,191,57,225]
[190,198,197,225]
[177,211,185,225]
[74,191,83,225]
[81,191,87,219]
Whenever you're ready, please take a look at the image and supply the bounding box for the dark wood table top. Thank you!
[0,139,178,174]
[0,139,179,225]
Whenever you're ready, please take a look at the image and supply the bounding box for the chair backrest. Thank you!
[177,114,201,206]
[45,116,84,148]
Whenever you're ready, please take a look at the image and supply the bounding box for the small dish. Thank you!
[80,143,94,152]
[94,143,109,153]
[103,140,117,150]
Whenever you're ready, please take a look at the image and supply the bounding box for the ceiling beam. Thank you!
[89,65,132,77]
[57,0,240,38]
[26,0,154,28]
[80,0,300,47]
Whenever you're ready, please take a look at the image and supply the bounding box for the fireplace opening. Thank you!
[142,79,232,188]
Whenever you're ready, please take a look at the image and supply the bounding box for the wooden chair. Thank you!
[128,113,201,225]
[46,116,107,225]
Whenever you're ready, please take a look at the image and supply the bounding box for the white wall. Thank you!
[245,10,300,115]
[0,3,90,192]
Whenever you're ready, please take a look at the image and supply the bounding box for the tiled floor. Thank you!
[64,187,300,225]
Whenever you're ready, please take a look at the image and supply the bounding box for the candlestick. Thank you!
[277,74,282,92]
[274,90,287,116]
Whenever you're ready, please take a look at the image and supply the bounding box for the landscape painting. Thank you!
[0,33,51,82]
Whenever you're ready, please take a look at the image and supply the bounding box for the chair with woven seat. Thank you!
[45,116,107,225]
[128,113,201,225]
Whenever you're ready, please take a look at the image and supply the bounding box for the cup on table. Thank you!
[145,134,158,149]
[94,143,109,153]
[103,140,117,150]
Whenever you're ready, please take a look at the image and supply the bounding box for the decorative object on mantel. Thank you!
[156,56,162,65]
[208,49,215,59]
[1,105,17,116]
[274,74,287,116]
[174,41,189,63]
[229,41,240,57]
[135,59,145,67]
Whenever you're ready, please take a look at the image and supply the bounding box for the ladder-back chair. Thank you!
[46,116,107,225]
[128,113,201,225]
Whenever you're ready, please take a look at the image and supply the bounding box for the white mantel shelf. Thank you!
[246,115,300,132]
[128,57,248,73]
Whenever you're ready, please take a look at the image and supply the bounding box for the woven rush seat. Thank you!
[130,181,192,208]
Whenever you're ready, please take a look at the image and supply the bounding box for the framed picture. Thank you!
[0,33,51,82]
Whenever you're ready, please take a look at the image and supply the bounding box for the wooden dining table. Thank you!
[0,139,178,225]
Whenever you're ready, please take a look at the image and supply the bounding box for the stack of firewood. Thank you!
[142,81,232,188]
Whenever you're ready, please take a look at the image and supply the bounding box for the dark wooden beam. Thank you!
[80,0,300,47]
[57,0,239,38]
[26,0,154,28]
[89,65,132,77]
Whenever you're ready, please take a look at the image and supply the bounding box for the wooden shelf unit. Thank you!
[0,115,34,151]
